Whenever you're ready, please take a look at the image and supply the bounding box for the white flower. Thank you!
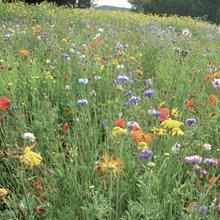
[78,78,88,85]
[65,85,70,91]
[172,143,181,154]
[22,133,36,143]
[203,143,212,151]
[182,29,191,37]
[98,28,104,32]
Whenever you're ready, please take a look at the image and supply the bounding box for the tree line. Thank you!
[2,0,93,8]
[128,0,220,23]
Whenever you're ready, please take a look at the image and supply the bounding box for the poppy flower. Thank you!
[185,100,194,109]
[132,128,145,143]
[159,107,169,123]
[0,96,10,110]
[209,95,217,105]
[63,122,69,133]
[115,118,125,128]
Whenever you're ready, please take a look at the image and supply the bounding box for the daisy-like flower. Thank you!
[172,127,184,136]
[184,155,202,164]
[182,29,191,37]
[161,118,184,129]
[171,108,180,117]
[151,127,166,136]
[22,133,36,143]
[94,153,122,177]
[19,145,42,168]
[112,126,128,136]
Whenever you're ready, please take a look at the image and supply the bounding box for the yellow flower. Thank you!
[151,127,166,136]
[112,126,128,136]
[112,59,119,66]
[130,56,137,64]
[19,146,42,168]
[0,188,8,198]
[158,101,167,108]
[138,142,148,151]
[161,119,184,129]
[171,108,180,117]
[137,70,144,76]
[117,51,125,57]
[172,127,184,136]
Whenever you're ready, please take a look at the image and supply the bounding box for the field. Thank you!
[0,2,219,220]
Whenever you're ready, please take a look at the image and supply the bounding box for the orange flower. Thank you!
[19,50,30,56]
[94,153,122,177]
[185,100,194,109]
[132,128,145,143]
[200,102,206,107]
[144,133,153,145]
[209,94,217,105]
[208,177,218,186]
[115,118,125,128]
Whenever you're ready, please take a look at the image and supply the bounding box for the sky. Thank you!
[95,0,131,8]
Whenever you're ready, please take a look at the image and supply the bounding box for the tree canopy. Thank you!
[128,0,220,23]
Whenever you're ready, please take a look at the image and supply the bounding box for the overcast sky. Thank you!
[95,0,131,8]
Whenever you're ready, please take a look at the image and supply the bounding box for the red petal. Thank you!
[0,97,10,111]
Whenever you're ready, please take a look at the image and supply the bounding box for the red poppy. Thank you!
[160,107,169,123]
[63,122,69,133]
[115,118,125,128]
[0,97,10,110]
[185,100,194,109]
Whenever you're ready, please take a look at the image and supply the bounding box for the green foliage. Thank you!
[128,0,220,23]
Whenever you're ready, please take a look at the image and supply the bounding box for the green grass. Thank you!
[0,2,219,219]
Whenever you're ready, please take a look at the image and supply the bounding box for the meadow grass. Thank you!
[0,2,219,219]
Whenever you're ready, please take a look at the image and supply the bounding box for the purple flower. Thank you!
[211,78,220,88]
[198,206,208,215]
[148,108,161,116]
[184,155,202,164]
[144,89,154,97]
[117,75,129,83]
[77,99,88,107]
[185,118,197,125]
[125,91,133,97]
[203,158,218,166]
[128,96,140,105]
[144,79,153,86]
[62,53,71,60]
[139,150,153,159]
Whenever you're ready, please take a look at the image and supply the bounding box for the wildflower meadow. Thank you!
[0,2,219,219]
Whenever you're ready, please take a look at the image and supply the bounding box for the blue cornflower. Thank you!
[139,150,153,159]
[144,89,154,97]
[185,118,197,125]
[77,99,88,107]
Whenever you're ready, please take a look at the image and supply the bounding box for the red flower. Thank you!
[66,105,71,113]
[115,118,125,128]
[185,100,194,109]
[0,97,10,110]
[160,107,169,123]
[63,122,69,133]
